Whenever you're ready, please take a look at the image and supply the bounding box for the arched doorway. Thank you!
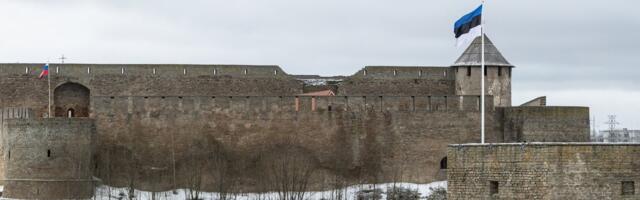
[54,82,90,117]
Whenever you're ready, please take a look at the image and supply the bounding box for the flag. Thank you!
[454,5,483,48]
[38,63,49,79]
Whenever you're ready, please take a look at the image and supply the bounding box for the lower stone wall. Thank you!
[447,143,640,200]
[2,118,95,199]
[499,107,590,142]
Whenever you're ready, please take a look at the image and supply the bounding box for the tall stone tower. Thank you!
[452,35,514,107]
[2,118,96,199]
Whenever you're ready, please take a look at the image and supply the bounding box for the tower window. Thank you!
[622,181,635,195]
[484,67,487,76]
[440,157,447,169]
[47,149,51,157]
[467,67,471,76]
[498,67,502,76]
[67,108,75,118]
[489,181,499,195]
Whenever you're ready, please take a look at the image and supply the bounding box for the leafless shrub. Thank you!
[259,141,318,200]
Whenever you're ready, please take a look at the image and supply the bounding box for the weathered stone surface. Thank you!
[447,143,640,200]
[0,63,591,193]
[2,118,95,199]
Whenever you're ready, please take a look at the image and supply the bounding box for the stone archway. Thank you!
[54,82,90,117]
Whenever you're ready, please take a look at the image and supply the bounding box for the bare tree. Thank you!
[260,140,318,200]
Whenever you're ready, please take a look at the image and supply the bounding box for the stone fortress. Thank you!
[0,35,632,199]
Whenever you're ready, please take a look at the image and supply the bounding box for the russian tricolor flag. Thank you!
[454,5,483,48]
[38,63,49,79]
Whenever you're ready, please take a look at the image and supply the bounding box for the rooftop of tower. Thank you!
[452,35,514,67]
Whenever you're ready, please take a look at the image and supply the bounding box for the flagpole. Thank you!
[48,63,52,118]
[480,0,486,144]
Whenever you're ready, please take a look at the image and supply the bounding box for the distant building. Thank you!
[594,128,640,143]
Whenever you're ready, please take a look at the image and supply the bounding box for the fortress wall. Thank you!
[0,64,304,117]
[500,107,590,142]
[447,143,640,200]
[337,66,456,96]
[338,79,455,96]
[2,118,95,199]
[0,108,34,185]
[349,66,452,80]
[89,95,500,192]
[0,63,288,77]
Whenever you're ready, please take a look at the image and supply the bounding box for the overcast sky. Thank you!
[1,0,639,129]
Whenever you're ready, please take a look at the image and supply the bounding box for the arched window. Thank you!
[67,108,75,118]
[440,157,447,169]
[54,82,90,117]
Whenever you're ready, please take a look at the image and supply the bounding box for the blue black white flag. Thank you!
[454,5,483,48]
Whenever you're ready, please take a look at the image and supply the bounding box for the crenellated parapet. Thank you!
[0,63,289,78]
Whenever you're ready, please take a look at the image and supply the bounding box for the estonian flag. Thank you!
[454,5,483,48]
[38,63,49,79]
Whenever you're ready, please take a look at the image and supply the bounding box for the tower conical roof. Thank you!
[452,35,513,67]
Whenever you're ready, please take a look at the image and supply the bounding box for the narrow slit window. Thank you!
[56,67,59,74]
[25,67,29,74]
[484,67,487,76]
[440,157,447,169]
[328,105,332,111]
[87,67,91,74]
[498,67,502,76]
[490,181,499,195]
[467,67,471,76]
[153,68,157,74]
[393,70,397,76]
[274,70,278,75]
[622,181,635,195]
[47,149,51,157]
[183,68,187,75]
[244,69,248,75]
[121,67,125,74]
[363,70,367,76]
[213,68,217,75]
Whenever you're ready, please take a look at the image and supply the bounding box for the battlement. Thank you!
[92,95,494,113]
[350,66,453,80]
[0,63,289,78]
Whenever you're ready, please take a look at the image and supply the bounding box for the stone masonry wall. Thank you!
[447,143,640,200]
[2,118,95,199]
[90,95,498,192]
[338,66,455,96]
[499,107,590,142]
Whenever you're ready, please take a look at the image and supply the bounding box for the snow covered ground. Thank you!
[92,181,447,200]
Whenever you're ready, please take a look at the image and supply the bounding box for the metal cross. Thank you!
[59,54,68,64]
